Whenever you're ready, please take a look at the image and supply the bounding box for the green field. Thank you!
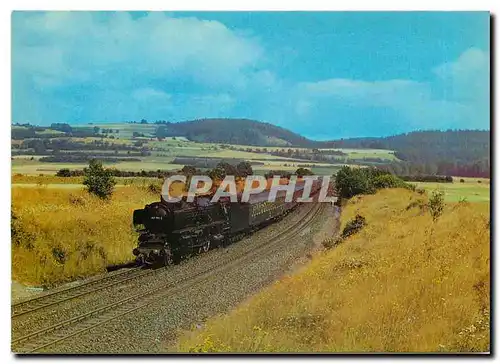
[11,122,400,176]
[415,180,490,202]
[331,148,398,161]
[92,122,158,138]
[225,144,398,161]
[11,158,185,174]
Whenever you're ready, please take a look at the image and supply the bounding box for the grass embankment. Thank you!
[176,188,490,352]
[12,185,157,286]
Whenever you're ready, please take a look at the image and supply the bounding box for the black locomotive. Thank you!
[132,179,323,266]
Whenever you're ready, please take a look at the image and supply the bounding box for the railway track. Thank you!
[12,201,313,320]
[11,266,152,318]
[12,202,325,353]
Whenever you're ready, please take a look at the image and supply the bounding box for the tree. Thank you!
[181,165,198,176]
[83,159,116,199]
[295,167,313,178]
[50,123,72,133]
[208,165,226,182]
[208,162,237,182]
[236,161,253,177]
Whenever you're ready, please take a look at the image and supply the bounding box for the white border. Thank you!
[3,1,497,363]
[1,0,498,11]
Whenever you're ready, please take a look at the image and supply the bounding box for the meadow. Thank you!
[11,121,399,177]
[415,178,490,202]
[12,184,159,286]
[176,188,490,352]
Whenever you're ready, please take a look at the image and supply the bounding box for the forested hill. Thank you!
[155,119,489,177]
[330,130,490,177]
[155,118,315,147]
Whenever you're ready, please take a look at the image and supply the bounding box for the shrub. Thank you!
[335,166,410,200]
[429,190,445,221]
[56,168,72,177]
[372,174,407,189]
[236,161,254,177]
[399,175,453,183]
[322,237,337,249]
[460,179,465,183]
[83,159,116,200]
[295,167,313,178]
[341,214,366,239]
[147,183,162,195]
[335,166,375,199]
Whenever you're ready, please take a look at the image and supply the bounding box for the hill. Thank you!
[176,189,490,352]
[12,119,490,177]
[329,130,490,177]
[154,120,490,177]
[154,118,317,147]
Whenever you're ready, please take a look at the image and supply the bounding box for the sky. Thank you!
[12,11,490,140]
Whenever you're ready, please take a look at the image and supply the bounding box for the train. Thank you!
[132,178,324,266]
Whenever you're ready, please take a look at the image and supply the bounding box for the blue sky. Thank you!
[12,11,490,139]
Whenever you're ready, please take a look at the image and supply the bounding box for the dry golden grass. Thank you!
[12,174,84,185]
[12,185,157,286]
[12,173,162,186]
[176,188,490,353]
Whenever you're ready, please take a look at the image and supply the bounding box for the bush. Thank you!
[83,159,116,200]
[335,167,375,199]
[335,166,410,199]
[341,214,367,239]
[147,183,162,195]
[399,175,453,183]
[460,179,465,183]
[56,168,72,177]
[295,167,313,178]
[428,190,445,221]
[322,237,337,249]
[264,170,292,180]
[236,161,253,177]
[372,174,407,189]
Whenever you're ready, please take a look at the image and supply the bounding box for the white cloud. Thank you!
[133,88,171,102]
[433,47,489,103]
[12,13,489,136]
[293,48,489,133]
[299,79,429,108]
[13,12,263,90]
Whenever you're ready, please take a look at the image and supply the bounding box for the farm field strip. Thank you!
[12,203,324,353]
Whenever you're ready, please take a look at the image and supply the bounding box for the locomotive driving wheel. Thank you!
[161,247,174,266]
[199,239,210,254]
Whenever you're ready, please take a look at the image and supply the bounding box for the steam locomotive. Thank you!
[132,179,323,266]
